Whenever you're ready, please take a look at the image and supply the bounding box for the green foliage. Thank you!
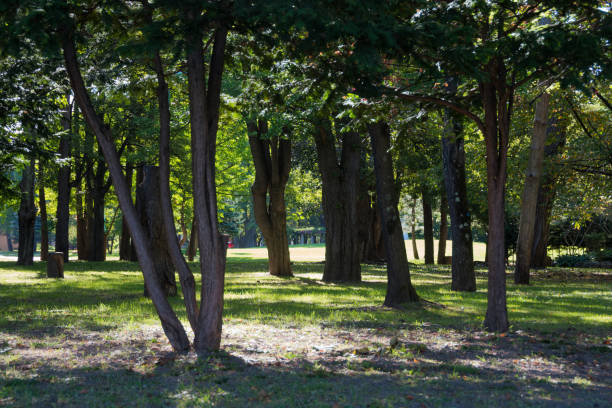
[554,254,593,267]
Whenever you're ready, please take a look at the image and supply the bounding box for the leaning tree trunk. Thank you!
[411,197,419,260]
[422,188,434,265]
[186,23,228,352]
[441,110,476,291]
[55,96,72,263]
[137,166,177,298]
[437,188,448,265]
[17,160,36,266]
[515,93,551,284]
[315,122,362,283]
[532,116,566,268]
[62,30,189,352]
[38,179,49,262]
[247,119,292,277]
[119,163,133,261]
[369,122,419,306]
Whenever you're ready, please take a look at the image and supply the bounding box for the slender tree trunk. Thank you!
[247,119,292,277]
[130,165,143,262]
[119,163,133,261]
[62,31,189,352]
[441,110,475,291]
[314,121,362,283]
[91,180,106,262]
[437,188,448,265]
[185,22,228,352]
[187,217,197,261]
[38,177,48,262]
[515,93,551,284]
[76,187,87,260]
[422,189,434,264]
[369,122,419,306]
[17,159,36,266]
[55,96,72,263]
[411,197,419,260]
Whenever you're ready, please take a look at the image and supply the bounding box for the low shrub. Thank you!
[554,254,593,267]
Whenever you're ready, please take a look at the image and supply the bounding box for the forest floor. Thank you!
[0,256,610,407]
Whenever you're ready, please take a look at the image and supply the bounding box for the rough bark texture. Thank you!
[441,110,476,291]
[437,188,448,265]
[39,179,49,262]
[55,97,72,263]
[422,189,434,265]
[248,120,292,277]
[119,164,133,261]
[369,122,419,306]
[186,23,228,353]
[314,121,362,283]
[17,160,36,266]
[411,197,419,260]
[531,117,566,268]
[62,31,189,352]
[515,93,551,284]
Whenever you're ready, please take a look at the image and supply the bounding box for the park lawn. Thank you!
[0,257,610,407]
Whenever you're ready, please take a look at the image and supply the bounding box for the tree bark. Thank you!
[62,30,189,352]
[314,120,362,283]
[187,217,197,261]
[360,192,385,263]
[38,176,48,262]
[441,110,476,291]
[422,188,434,264]
[130,165,143,262]
[17,159,36,266]
[368,122,419,306]
[437,187,448,265]
[515,93,551,284]
[248,119,292,277]
[185,22,228,353]
[55,95,72,263]
[90,163,107,261]
[119,163,133,261]
[411,197,419,260]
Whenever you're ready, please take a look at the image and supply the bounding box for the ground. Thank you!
[0,247,610,407]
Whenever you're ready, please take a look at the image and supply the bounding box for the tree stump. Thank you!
[47,252,64,278]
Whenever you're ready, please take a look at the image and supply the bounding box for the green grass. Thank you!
[0,257,610,407]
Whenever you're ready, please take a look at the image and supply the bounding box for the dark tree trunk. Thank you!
[91,177,106,262]
[314,121,362,283]
[187,217,197,261]
[62,31,189,352]
[369,122,419,306]
[411,197,419,260]
[248,119,292,277]
[39,179,48,262]
[441,110,476,291]
[137,166,177,297]
[515,93,551,284]
[185,22,228,352]
[18,160,36,266]
[55,96,72,263]
[437,188,448,265]
[422,189,434,264]
[130,165,144,262]
[360,192,385,263]
[119,163,133,261]
[531,117,566,268]
[76,186,87,260]
[238,206,257,248]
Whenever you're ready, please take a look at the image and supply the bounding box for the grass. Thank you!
[0,253,610,407]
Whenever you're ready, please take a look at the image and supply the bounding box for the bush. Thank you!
[554,254,593,267]
[590,249,612,262]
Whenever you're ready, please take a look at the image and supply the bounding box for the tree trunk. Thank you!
[481,77,510,333]
[137,166,177,297]
[437,188,448,265]
[411,197,419,260]
[55,96,72,263]
[39,179,49,262]
[17,159,36,266]
[185,23,228,353]
[187,217,197,261]
[314,121,361,283]
[360,192,385,262]
[119,163,133,261]
[130,165,144,262]
[91,181,106,261]
[62,31,189,352]
[515,93,551,284]
[422,189,434,264]
[76,186,87,260]
[369,122,419,306]
[531,116,566,268]
[247,119,292,277]
[441,110,475,291]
